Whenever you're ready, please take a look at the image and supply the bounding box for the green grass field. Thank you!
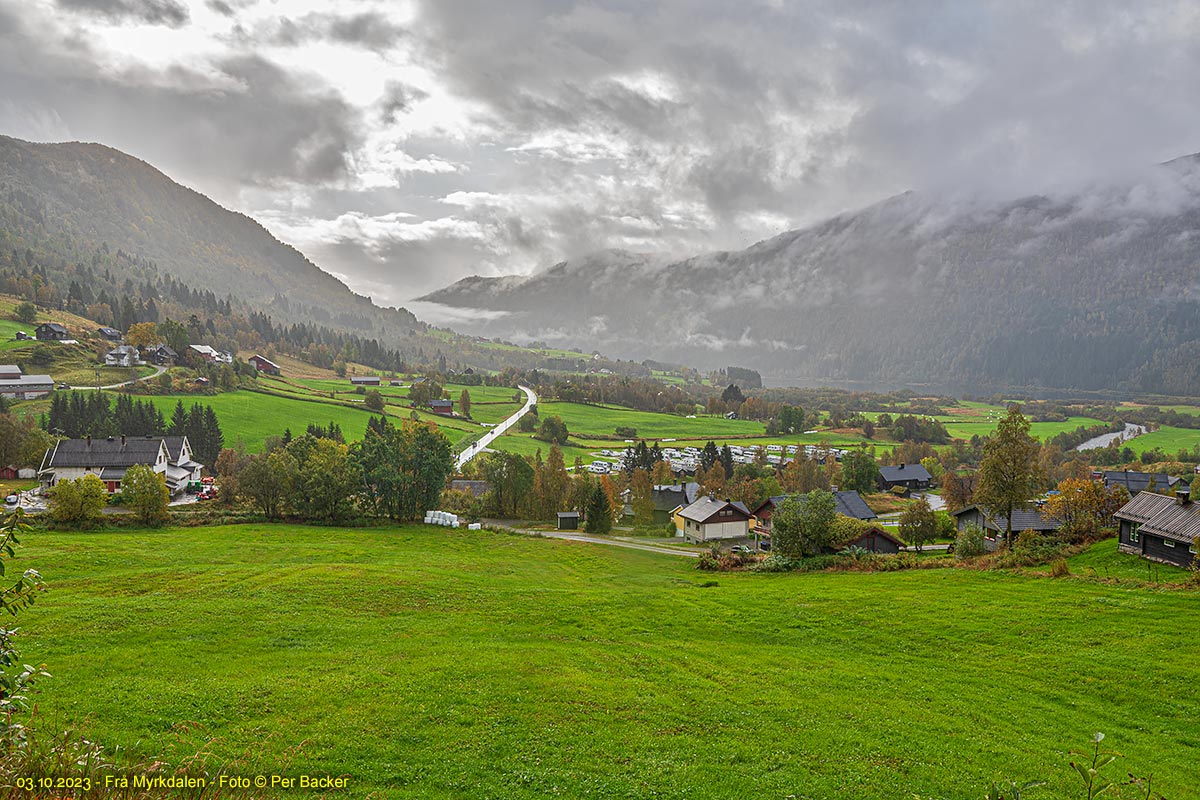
[19,523,1200,799]
[1124,424,1200,457]
[136,391,475,452]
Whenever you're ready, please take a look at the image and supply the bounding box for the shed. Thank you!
[249,354,281,375]
[847,526,904,554]
[1114,490,1199,568]
[35,322,70,341]
[951,504,1062,551]
[351,376,381,386]
[557,511,580,531]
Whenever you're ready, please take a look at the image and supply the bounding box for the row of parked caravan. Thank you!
[424,510,482,530]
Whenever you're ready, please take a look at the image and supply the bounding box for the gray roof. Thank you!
[834,490,877,520]
[450,479,489,497]
[1113,491,1176,524]
[106,345,139,356]
[651,482,701,512]
[557,511,580,518]
[952,504,1061,533]
[0,374,53,388]
[879,463,933,483]
[1116,491,1200,544]
[1102,471,1182,493]
[754,491,876,521]
[161,436,189,462]
[37,322,68,333]
[97,327,122,336]
[43,437,165,469]
[679,497,751,523]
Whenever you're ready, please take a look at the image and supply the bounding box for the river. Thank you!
[1075,422,1147,452]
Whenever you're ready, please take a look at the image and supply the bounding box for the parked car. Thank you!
[57,382,70,390]
[4,495,18,506]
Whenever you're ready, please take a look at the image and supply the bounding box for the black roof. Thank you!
[1101,470,1181,493]
[161,436,189,462]
[154,344,178,357]
[43,437,165,469]
[879,463,933,483]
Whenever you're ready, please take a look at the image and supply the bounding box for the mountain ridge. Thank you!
[421,155,1200,393]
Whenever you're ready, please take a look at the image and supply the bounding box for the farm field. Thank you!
[134,391,472,451]
[1120,424,1200,457]
[20,524,1200,799]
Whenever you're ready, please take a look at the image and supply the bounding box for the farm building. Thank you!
[557,511,580,531]
[846,526,904,554]
[249,354,280,375]
[39,435,203,497]
[1100,470,1183,494]
[188,345,232,364]
[149,345,178,366]
[951,504,1062,551]
[96,327,123,341]
[35,322,70,341]
[450,480,490,498]
[0,365,54,400]
[877,463,933,492]
[649,482,701,524]
[751,490,877,533]
[678,497,752,544]
[104,345,141,367]
[1114,490,1199,569]
[351,376,381,386]
[430,399,454,415]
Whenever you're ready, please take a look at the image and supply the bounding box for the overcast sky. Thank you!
[2,0,1199,307]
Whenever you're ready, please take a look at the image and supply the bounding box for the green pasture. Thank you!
[17,523,1200,799]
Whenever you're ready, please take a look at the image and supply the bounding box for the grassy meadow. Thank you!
[18,524,1200,799]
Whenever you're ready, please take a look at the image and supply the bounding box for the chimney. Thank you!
[85,435,91,447]
[898,463,905,470]
[120,435,126,449]
[1177,487,1191,506]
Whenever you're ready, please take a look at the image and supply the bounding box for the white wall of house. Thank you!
[682,517,750,542]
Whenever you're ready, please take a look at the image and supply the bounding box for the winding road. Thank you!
[67,364,168,390]
[455,384,537,470]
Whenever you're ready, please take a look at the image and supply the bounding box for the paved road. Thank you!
[483,520,701,558]
[456,385,537,470]
[67,364,168,390]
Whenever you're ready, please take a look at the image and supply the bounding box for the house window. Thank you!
[1129,525,1139,543]
[1163,539,1175,548]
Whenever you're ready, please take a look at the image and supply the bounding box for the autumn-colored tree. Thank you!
[1041,478,1130,542]
[124,322,160,348]
[699,461,726,496]
[974,406,1043,547]
[459,389,472,419]
[898,497,939,552]
[940,472,975,512]
[599,474,620,523]
[651,459,673,485]
[630,469,655,527]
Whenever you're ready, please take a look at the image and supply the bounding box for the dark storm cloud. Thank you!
[3,0,1200,305]
[0,7,359,202]
[264,11,407,53]
[57,0,189,27]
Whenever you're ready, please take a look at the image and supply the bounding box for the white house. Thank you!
[104,345,142,367]
[677,497,753,544]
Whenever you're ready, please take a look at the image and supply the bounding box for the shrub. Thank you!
[1050,557,1070,578]
[615,426,637,437]
[954,522,988,560]
[49,475,108,528]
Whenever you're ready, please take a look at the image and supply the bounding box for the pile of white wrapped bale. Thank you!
[424,512,483,530]
[424,510,460,527]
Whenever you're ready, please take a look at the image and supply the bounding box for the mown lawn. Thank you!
[1066,538,1189,582]
[18,523,1200,799]
[1125,424,1200,457]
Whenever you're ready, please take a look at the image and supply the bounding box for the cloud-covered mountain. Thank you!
[422,155,1200,394]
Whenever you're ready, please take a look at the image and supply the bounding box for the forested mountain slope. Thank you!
[423,156,1200,394]
[0,135,418,340]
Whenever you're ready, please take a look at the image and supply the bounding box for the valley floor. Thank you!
[17,523,1200,798]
